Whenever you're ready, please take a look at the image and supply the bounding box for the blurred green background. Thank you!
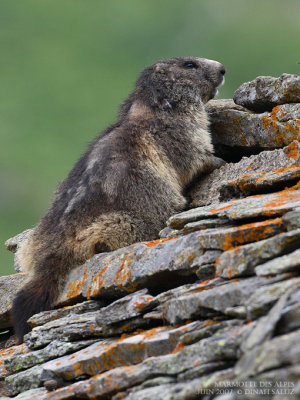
[1,0,300,276]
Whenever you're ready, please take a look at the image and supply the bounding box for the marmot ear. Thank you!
[154,63,165,72]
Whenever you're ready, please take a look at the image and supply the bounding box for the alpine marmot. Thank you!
[12,57,225,342]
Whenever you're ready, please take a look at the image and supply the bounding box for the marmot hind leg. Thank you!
[74,211,156,260]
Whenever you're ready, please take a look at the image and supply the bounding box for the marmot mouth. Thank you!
[219,76,225,88]
[214,76,225,97]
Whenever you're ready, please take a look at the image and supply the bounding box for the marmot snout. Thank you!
[11,57,225,342]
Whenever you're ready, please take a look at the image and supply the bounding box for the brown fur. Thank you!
[12,57,225,342]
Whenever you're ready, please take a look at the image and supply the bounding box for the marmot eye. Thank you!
[183,61,198,69]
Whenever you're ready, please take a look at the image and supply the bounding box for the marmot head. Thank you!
[135,57,225,111]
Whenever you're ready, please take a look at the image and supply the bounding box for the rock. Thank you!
[215,229,300,278]
[176,360,230,382]
[190,140,300,206]
[25,311,103,350]
[163,217,284,252]
[206,99,300,151]
[220,165,300,200]
[255,248,300,276]
[180,320,241,345]
[6,364,43,396]
[160,218,232,238]
[171,188,300,224]
[7,387,49,399]
[0,274,26,330]
[233,74,300,112]
[245,277,300,319]
[255,365,300,396]
[4,339,97,376]
[235,329,300,378]
[41,323,200,386]
[0,344,28,378]
[114,369,235,400]
[57,234,206,306]
[241,290,293,352]
[28,300,104,328]
[277,301,300,334]
[41,364,156,400]
[39,322,239,400]
[196,218,284,251]
[162,275,284,324]
[4,229,33,273]
[282,207,300,230]
[95,289,154,326]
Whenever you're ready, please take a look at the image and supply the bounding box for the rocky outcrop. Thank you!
[0,73,300,399]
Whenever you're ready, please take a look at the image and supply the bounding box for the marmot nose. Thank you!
[220,65,226,75]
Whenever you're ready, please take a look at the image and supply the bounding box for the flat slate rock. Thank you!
[40,324,240,399]
[233,73,300,112]
[0,274,26,330]
[245,277,300,320]
[4,339,97,376]
[162,275,285,324]
[95,289,154,326]
[4,229,33,273]
[282,207,300,230]
[24,310,106,350]
[28,300,103,328]
[235,328,300,378]
[215,229,300,278]
[56,234,205,306]
[206,99,300,150]
[255,248,300,276]
[41,322,199,385]
[190,140,300,206]
[170,188,300,228]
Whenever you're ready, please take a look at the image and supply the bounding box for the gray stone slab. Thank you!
[233,74,300,112]
[0,274,26,330]
[235,329,300,378]
[190,140,300,206]
[95,289,154,326]
[255,248,300,276]
[206,99,300,150]
[216,229,300,278]
[163,275,285,325]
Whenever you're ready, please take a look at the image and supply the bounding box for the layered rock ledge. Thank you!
[0,73,300,400]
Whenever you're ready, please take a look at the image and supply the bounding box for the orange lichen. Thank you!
[66,267,89,299]
[229,165,300,195]
[263,188,300,210]
[261,105,300,146]
[227,269,233,279]
[133,295,153,311]
[222,217,283,250]
[0,344,28,376]
[171,342,185,353]
[193,278,219,293]
[284,140,300,160]
[208,203,233,214]
[203,320,220,327]
[115,252,137,292]
[88,264,109,298]
[143,237,176,247]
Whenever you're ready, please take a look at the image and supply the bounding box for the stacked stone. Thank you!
[0,73,300,400]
